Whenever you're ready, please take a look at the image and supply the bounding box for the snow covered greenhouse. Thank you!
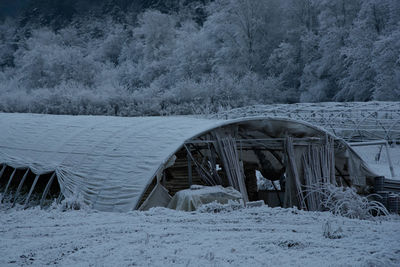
[0,113,382,212]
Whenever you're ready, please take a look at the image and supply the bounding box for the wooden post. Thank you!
[13,169,30,206]
[40,172,56,208]
[24,174,40,209]
[2,168,17,202]
[215,133,249,203]
[285,137,307,210]
[187,150,192,187]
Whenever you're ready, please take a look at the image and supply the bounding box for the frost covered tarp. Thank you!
[167,185,242,211]
[0,113,377,212]
[0,113,223,211]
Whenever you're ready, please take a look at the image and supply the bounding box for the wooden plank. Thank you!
[215,133,249,203]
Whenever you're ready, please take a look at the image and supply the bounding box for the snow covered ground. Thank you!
[0,147,399,267]
[0,203,399,266]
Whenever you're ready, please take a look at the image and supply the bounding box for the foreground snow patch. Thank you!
[0,206,399,266]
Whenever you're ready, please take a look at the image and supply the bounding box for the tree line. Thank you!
[0,0,399,116]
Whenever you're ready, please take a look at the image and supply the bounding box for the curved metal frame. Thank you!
[213,102,400,142]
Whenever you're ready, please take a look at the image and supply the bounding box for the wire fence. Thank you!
[211,102,400,143]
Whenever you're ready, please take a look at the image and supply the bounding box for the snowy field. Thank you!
[0,205,399,267]
[0,148,400,267]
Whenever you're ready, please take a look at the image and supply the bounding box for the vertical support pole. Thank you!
[187,150,192,187]
[384,141,395,178]
[23,174,40,209]
[13,169,30,205]
[2,168,17,202]
[283,140,290,208]
[0,164,6,180]
[40,172,56,208]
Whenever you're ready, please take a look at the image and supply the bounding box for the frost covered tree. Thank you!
[0,0,400,115]
[300,0,361,102]
[0,18,18,69]
[372,29,400,100]
[204,0,282,75]
[13,28,100,90]
[336,0,400,101]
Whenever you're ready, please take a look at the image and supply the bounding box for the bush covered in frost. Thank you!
[306,183,389,219]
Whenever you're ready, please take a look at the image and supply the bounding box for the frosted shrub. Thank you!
[305,183,389,219]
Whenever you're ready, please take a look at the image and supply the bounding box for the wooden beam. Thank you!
[184,137,340,151]
[185,137,331,144]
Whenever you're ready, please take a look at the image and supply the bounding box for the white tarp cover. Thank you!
[0,113,222,211]
[167,185,243,211]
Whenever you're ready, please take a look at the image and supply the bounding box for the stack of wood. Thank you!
[284,137,307,210]
[215,134,249,203]
[302,135,336,211]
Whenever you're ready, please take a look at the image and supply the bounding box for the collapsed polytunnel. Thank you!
[0,113,378,212]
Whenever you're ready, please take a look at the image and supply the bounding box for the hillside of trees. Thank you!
[0,0,399,116]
